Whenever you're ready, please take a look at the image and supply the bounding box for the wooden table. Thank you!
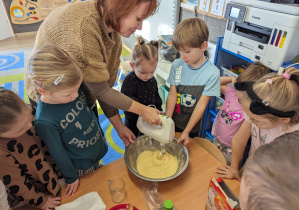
[60,139,240,209]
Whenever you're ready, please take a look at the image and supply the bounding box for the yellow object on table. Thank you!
[137,150,178,179]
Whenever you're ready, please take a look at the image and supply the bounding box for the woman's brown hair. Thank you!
[95,0,159,32]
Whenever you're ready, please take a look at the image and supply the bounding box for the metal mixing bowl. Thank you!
[124,135,189,182]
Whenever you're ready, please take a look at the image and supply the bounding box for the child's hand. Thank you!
[231,77,237,87]
[215,165,240,181]
[64,178,80,198]
[117,126,136,146]
[177,132,190,145]
[41,196,61,210]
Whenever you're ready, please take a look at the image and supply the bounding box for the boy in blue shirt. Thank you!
[165,18,220,145]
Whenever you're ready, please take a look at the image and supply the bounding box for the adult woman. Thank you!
[25,0,160,146]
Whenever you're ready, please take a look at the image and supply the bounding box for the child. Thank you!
[0,89,61,209]
[121,36,162,137]
[216,67,299,180]
[165,18,220,145]
[26,46,108,198]
[212,62,270,165]
[239,131,299,210]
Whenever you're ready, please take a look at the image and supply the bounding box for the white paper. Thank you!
[199,0,211,12]
[56,192,106,210]
[210,0,225,16]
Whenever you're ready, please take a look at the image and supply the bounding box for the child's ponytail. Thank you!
[235,67,299,124]
[252,68,299,124]
[150,40,159,49]
[136,36,146,45]
[284,67,299,84]
[132,36,159,67]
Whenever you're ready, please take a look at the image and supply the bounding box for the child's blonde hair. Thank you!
[0,89,29,134]
[236,62,270,83]
[132,36,159,67]
[236,67,299,125]
[172,18,209,50]
[26,45,82,102]
[251,67,299,124]
[242,131,299,209]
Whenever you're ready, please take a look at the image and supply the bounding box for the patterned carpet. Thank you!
[0,47,32,103]
[0,47,125,165]
[98,108,126,165]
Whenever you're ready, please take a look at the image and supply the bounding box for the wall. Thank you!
[122,8,226,51]
[179,9,226,44]
[5,0,226,41]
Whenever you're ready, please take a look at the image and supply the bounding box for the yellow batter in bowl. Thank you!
[137,150,178,179]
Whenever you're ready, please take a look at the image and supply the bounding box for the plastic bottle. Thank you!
[158,200,177,210]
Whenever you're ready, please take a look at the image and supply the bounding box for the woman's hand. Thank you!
[41,196,61,210]
[177,131,190,145]
[64,179,80,198]
[215,165,240,181]
[141,106,162,125]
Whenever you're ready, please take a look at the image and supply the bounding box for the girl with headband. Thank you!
[216,67,299,180]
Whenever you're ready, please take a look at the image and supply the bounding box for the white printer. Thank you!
[222,0,299,70]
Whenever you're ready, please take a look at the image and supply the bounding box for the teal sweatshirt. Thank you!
[35,88,108,184]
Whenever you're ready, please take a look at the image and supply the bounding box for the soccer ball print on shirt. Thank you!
[181,94,197,107]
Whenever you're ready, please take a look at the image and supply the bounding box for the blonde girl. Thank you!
[121,36,162,136]
[27,46,108,198]
[212,62,270,165]
[0,89,61,209]
[216,67,299,180]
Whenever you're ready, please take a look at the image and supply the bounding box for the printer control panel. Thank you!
[224,3,246,26]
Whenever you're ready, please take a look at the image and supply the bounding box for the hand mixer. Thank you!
[136,115,175,145]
